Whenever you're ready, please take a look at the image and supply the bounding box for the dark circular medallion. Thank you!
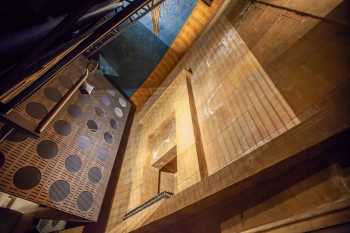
[88,167,102,183]
[77,191,93,211]
[68,104,82,118]
[110,119,118,129]
[26,102,48,119]
[65,155,82,173]
[49,180,70,202]
[44,87,62,102]
[54,120,71,136]
[37,140,58,159]
[13,166,41,190]
[95,107,104,117]
[77,136,90,150]
[0,151,5,168]
[104,132,113,144]
[87,120,98,132]
[96,147,109,161]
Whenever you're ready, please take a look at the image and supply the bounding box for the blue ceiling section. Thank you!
[99,0,196,97]
[139,0,197,46]
[100,21,168,96]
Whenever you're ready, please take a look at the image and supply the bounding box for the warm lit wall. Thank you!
[221,158,350,233]
[218,1,350,231]
[231,0,343,68]
[105,18,299,232]
[105,72,203,233]
[189,18,299,175]
[105,122,144,232]
[233,0,349,119]
[104,1,350,232]
[138,70,202,197]
[136,16,302,176]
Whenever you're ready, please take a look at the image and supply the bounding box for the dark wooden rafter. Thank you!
[0,0,163,115]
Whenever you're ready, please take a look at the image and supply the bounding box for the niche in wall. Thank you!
[149,116,176,170]
[138,70,202,196]
[159,157,177,194]
[149,116,177,194]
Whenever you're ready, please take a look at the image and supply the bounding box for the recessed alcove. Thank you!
[148,116,178,194]
[149,116,176,170]
[132,69,203,203]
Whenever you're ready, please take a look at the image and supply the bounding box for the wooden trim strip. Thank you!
[242,198,350,233]
[36,68,89,133]
[253,0,350,28]
[0,127,14,144]
[23,207,89,222]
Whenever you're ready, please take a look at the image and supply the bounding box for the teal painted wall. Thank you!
[99,0,196,97]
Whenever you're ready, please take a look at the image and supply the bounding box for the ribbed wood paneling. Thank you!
[104,1,349,232]
[104,15,300,232]
[189,18,299,175]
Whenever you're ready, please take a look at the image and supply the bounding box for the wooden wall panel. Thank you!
[105,72,203,233]
[105,16,300,232]
[105,122,146,231]
[136,70,202,199]
[232,0,344,68]
[259,0,343,17]
[188,18,299,175]
[217,2,350,231]
[231,0,349,118]
[104,1,349,232]
[220,163,350,233]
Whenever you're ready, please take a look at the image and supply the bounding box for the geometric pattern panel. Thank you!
[0,62,131,221]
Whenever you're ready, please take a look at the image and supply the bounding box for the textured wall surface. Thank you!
[103,1,350,232]
[189,18,299,175]
[232,0,350,119]
[104,16,299,232]
[105,71,203,233]
[221,158,350,233]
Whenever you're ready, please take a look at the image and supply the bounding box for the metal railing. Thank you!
[123,191,173,220]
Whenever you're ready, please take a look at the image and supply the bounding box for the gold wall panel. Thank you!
[189,18,299,174]
[105,16,300,231]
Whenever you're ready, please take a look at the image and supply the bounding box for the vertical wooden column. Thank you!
[174,72,201,192]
